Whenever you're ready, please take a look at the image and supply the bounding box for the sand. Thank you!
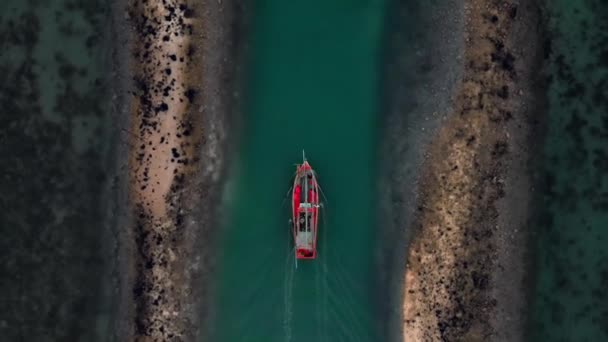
[108,0,238,340]
[400,0,543,340]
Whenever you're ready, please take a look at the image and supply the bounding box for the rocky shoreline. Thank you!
[377,0,465,340]
[108,0,240,340]
[391,0,544,340]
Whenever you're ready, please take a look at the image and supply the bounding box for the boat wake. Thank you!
[283,232,295,342]
[327,254,365,342]
[317,218,330,342]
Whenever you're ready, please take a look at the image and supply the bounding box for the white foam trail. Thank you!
[283,259,294,342]
[320,212,329,342]
[315,261,322,340]
[318,248,368,341]
[283,224,294,342]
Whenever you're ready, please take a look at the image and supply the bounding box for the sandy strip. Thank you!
[117,0,236,340]
[126,1,203,340]
[401,0,542,341]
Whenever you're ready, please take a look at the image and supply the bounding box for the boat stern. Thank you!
[296,247,316,259]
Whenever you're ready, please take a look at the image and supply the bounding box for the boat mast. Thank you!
[304,161,308,234]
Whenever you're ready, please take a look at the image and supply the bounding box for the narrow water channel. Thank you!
[214,1,386,341]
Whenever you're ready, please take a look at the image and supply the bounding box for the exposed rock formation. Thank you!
[116,0,238,340]
[402,1,542,340]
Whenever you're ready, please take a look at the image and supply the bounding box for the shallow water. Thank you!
[213,1,386,341]
[377,0,464,338]
[530,0,608,340]
[0,0,113,340]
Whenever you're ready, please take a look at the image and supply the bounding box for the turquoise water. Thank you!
[530,0,608,340]
[214,1,386,341]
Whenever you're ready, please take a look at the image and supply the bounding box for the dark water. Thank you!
[0,0,114,340]
[530,0,608,340]
[213,1,386,341]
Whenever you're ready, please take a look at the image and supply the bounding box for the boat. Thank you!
[291,151,321,260]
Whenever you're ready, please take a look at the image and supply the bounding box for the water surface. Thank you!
[530,0,608,340]
[214,1,386,341]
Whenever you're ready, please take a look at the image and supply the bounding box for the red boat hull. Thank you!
[291,160,320,259]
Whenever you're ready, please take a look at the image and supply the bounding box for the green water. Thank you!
[215,1,386,341]
[530,0,608,340]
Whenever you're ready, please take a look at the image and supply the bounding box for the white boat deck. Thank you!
[295,231,314,248]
